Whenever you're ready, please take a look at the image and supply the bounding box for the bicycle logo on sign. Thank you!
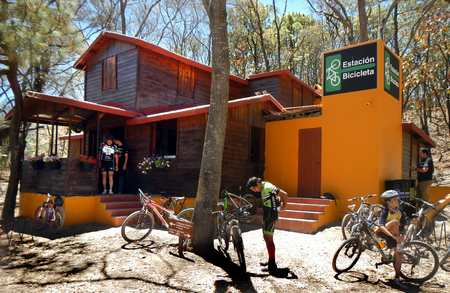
[326,59,341,87]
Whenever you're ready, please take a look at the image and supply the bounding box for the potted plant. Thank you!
[29,154,45,170]
[137,155,171,174]
[79,155,96,171]
[44,155,62,170]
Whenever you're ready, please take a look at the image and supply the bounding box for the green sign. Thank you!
[324,43,377,95]
[384,48,400,99]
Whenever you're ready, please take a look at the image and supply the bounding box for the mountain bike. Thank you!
[34,193,64,229]
[440,246,450,272]
[214,190,253,272]
[121,189,194,242]
[341,194,384,240]
[404,195,449,261]
[332,209,439,283]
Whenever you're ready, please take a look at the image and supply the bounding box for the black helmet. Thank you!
[246,177,261,189]
[380,190,399,200]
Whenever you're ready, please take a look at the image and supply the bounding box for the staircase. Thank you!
[276,197,337,234]
[99,194,141,227]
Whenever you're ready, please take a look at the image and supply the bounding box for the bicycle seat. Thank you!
[171,196,185,202]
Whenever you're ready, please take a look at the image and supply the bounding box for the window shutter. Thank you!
[102,56,117,90]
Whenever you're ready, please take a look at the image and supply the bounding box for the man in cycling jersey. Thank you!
[247,177,288,274]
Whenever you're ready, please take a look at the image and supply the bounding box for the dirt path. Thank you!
[1,225,448,293]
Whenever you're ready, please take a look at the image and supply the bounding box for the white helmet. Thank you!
[381,190,399,200]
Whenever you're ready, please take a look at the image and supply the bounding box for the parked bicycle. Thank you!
[214,190,253,272]
[332,208,439,283]
[34,193,64,229]
[121,189,194,242]
[404,195,449,264]
[440,245,450,272]
[341,194,384,240]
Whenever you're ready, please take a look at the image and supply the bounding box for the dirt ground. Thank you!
[1,222,449,293]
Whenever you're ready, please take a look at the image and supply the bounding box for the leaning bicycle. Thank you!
[333,210,439,283]
[121,189,194,242]
[34,193,64,229]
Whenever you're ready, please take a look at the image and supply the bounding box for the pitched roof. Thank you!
[248,69,321,97]
[265,105,322,121]
[73,31,248,85]
[402,122,435,148]
[126,94,285,126]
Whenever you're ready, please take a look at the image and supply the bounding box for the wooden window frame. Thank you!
[102,56,117,91]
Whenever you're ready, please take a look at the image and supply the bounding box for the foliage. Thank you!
[137,155,171,174]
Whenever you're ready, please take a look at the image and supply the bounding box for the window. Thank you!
[177,63,195,98]
[102,56,117,90]
[250,127,264,162]
[152,119,177,156]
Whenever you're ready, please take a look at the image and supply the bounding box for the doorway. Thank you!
[298,128,322,197]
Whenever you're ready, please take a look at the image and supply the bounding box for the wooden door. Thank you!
[298,128,322,197]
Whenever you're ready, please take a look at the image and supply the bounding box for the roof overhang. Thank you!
[402,122,435,148]
[74,31,248,86]
[6,91,140,126]
[127,94,285,126]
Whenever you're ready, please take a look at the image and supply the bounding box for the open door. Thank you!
[298,128,321,197]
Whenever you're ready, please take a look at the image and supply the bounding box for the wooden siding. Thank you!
[85,45,138,110]
[137,49,245,113]
[402,132,411,179]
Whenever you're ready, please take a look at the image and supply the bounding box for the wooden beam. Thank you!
[35,122,39,157]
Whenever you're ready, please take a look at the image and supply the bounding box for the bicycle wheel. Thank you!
[231,224,246,272]
[440,249,450,272]
[34,207,46,229]
[54,211,64,229]
[332,238,362,274]
[177,208,194,222]
[341,214,354,240]
[216,213,230,251]
[397,240,439,283]
[121,210,154,242]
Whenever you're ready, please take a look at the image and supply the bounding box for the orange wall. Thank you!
[265,40,403,216]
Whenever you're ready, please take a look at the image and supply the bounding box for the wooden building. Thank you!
[17,31,320,198]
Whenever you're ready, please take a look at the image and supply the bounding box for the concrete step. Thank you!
[111,216,127,227]
[279,209,324,220]
[107,208,140,217]
[287,197,334,205]
[276,217,318,234]
[100,194,139,203]
[285,202,328,212]
[104,201,142,209]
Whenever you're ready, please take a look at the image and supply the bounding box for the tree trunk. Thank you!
[119,0,127,34]
[357,0,369,42]
[193,0,230,254]
[393,3,400,55]
[2,57,24,222]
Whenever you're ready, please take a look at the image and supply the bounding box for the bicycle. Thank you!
[341,194,384,240]
[121,189,194,242]
[440,245,449,271]
[332,209,440,283]
[34,193,64,229]
[214,190,253,272]
[404,195,449,263]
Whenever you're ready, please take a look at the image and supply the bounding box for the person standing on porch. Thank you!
[114,138,128,194]
[100,136,116,195]
[247,177,288,275]
[416,149,434,199]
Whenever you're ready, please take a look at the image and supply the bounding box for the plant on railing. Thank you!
[44,154,62,170]
[79,155,96,171]
[29,154,45,170]
[137,155,171,174]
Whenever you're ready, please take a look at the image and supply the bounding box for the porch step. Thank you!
[98,194,141,226]
[108,208,140,217]
[275,197,337,234]
[100,194,139,203]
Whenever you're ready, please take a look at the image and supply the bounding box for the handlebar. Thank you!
[348,194,377,202]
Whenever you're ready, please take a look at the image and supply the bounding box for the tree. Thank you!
[0,0,80,221]
[192,0,230,254]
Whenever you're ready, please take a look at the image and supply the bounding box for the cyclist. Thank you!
[376,190,408,284]
[247,177,287,274]
[99,136,117,195]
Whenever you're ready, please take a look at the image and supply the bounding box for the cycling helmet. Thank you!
[380,190,399,200]
[246,177,261,189]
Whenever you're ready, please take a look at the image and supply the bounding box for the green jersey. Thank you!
[261,181,280,208]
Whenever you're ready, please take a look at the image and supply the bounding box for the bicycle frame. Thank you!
[138,189,177,229]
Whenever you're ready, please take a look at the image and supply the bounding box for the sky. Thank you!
[260,0,311,14]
